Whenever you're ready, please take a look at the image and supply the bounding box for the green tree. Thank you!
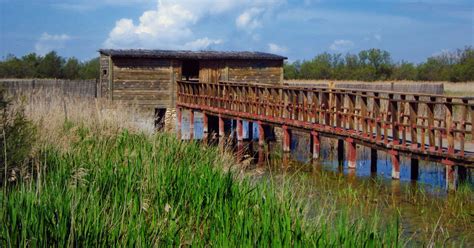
[79,57,100,79]
[284,62,299,79]
[392,61,417,81]
[63,57,81,79]
[0,54,23,78]
[36,51,64,78]
[20,53,41,78]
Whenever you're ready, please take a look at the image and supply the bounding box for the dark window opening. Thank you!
[154,108,167,131]
[102,69,108,76]
[181,60,199,81]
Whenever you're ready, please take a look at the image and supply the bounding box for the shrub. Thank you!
[0,89,36,185]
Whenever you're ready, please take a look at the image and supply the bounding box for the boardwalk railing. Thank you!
[177,80,474,167]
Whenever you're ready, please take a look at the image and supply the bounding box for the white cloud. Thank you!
[329,39,354,51]
[268,43,288,54]
[104,0,282,50]
[35,33,71,55]
[184,38,223,50]
[236,8,264,31]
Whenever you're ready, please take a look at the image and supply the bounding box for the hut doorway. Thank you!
[181,60,199,81]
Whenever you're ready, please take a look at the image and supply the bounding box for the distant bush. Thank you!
[0,89,36,185]
[284,46,474,82]
[0,51,99,80]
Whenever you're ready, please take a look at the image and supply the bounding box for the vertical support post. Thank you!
[247,121,254,141]
[427,97,436,151]
[348,93,356,130]
[471,105,474,142]
[360,92,368,137]
[337,139,344,166]
[257,146,265,167]
[442,159,457,191]
[373,93,382,142]
[458,166,467,185]
[236,118,243,142]
[189,110,194,140]
[312,90,320,123]
[282,125,291,152]
[321,90,330,125]
[258,121,265,146]
[389,150,400,180]
[311,131,320,160]
[445,98,455,155]
[346,138,357,169]
[177,107,182,139]
[335,92,342,128]
[370,148,377,174]
[203,113,209,143]
[410,158,419,180]
[409,96,419,149]
[218,115,225,138]
[389,93,399,145]
[459,100,468,156]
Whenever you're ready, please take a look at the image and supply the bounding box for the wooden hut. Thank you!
[98,49,287,127]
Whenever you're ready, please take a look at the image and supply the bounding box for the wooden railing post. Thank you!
[470,104,474,142]
[400,95,407,147]
[389,93,399,145]
[360,92,368,138]
[321,90,330,126]
[334,91,342,128]
[348,92,356,131]
[427,97,436,151]
[312,90,320,124]
[445,98,455,155]
[373,93,381,142]
[459,99,468,156]
[409,96,419,149]
[303,90,309,122]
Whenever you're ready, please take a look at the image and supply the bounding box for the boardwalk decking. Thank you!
[176,80,474,190]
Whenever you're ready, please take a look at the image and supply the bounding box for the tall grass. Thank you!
[1,123,401,246]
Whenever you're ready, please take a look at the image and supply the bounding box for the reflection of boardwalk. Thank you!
[176,80,473,190]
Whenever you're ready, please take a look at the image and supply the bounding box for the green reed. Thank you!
[1,125,401,246]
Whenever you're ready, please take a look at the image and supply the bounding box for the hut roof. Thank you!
[99,49,287,60]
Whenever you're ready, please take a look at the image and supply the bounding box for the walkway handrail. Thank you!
[177,80,474,164]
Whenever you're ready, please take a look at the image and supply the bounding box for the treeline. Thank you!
[284,47,474,82]
[0,51,99,80]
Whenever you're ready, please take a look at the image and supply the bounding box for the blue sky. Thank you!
[0,0,472,62]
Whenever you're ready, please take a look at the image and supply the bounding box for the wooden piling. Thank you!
[410,158,419,180]
[346,138,357,169]
[443,159,457,191]
[218,115,225,138]
[177,107,182,139]
[311,131,320,160]
[258,121,265,146]
[370,148,377,173]
[390,150,400,180]
[189,110,194,140]
[282,125,291,152]
[203,113,209,142]
[337,139,344,166]
[237,118,243,142]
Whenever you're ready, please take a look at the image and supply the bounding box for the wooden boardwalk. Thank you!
[176,80,474,190]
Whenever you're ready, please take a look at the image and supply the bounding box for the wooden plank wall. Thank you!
[111,57,173,107]
[227,60,283,84]
[0,79,97,98]
[199,61,222,84]
[99,54,110,98]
